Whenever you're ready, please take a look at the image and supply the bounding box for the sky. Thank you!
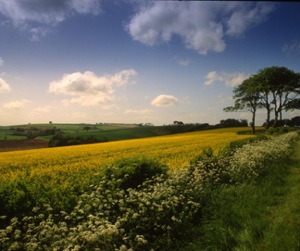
[0,0,299,126]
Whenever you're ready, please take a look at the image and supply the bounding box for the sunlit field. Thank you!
[0,127,254,181]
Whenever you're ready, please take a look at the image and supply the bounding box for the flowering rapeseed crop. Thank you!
[0,128,253,181]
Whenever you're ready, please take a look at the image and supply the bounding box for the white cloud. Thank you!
[49,69,137,106]
[124,109,152,114]
[151,94,179,107]
[126,2,276,55]
[204,71,223,86]
[282,40,300,55]
[3,99,31,110]
[204,71,249,87]
[32,106,52,113]
[0,57,4,67]
[178,59,190,67]
[0,0,101,40]
[0,77,10,92]
[225,3,276,36]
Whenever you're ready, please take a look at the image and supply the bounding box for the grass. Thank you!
[0,127,26,140]
[184,137,300,251]
[1,123,259,143]
[0,123,176,142]
[258,140,300,250]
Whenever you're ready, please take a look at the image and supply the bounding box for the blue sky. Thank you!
[0,1,299,126]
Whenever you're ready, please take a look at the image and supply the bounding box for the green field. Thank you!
[0,123,191,142]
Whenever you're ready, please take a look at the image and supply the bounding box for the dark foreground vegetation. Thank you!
[0,130,299,250]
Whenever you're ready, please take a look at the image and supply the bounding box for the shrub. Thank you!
[104,156,169,189]
[229,132,298,183]
[189,147,231,188]
[265,126,296,136]
[190,147,214,165]
[218,135,268,158]
[48,133,108,147]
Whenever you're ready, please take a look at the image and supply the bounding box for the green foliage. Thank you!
[217,118,248,128]
[48,133,108,147]
[104,155,169,189]
[185,134,300,251]
[9,126,57,139]
[190,146,214,165]
[218,135,268,158]
[0,132,298,251]
[265,126,297,135]
[225,66,300,131]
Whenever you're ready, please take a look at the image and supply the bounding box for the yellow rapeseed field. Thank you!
[0,128,254,181]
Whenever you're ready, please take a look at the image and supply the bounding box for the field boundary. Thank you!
[0,139,48,152]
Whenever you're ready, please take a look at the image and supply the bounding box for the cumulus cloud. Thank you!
[126,2,276,55]
[204,71,223,86]
[49,69,137,106]
[225,3,276,36]
[204,71,249,87]
[151,95,178,107]
[0,0,101,40]
[3,99,31,110]
[0,77,10,92]
[124,109,152,114]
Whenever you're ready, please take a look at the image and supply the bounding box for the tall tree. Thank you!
[224,76,261,134]
[254,73,272,129]
[256,66,300,126]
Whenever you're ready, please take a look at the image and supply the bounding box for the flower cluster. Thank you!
[229,132,298,182]
[0,169,206,251]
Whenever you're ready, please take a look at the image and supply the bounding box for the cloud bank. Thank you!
[3,99,31,110]
[0,78,10,93]
[0,0,101,40]
[124,109,152,114]
[48,69,137,106]
[151,95,178,107]
[204,71,249,87]
[127,2,276,54]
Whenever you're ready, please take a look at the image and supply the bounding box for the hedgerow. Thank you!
[0,132,298,250]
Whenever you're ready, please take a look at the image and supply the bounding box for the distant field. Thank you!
[0,127,254,181]
[0,123,176,146]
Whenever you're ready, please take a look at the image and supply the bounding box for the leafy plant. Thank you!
[104,155,169,189]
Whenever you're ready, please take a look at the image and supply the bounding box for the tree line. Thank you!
[224,66,300,134]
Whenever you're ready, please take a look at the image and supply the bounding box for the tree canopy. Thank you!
[224,66,300,133]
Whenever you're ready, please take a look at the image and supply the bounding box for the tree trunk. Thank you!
[262,92,271,129]
[272,92,278,127]
[251,109,256,134]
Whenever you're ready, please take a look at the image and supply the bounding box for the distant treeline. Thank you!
[162,118,248,134]
[9,126,57,139]
[48,134,108,147]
